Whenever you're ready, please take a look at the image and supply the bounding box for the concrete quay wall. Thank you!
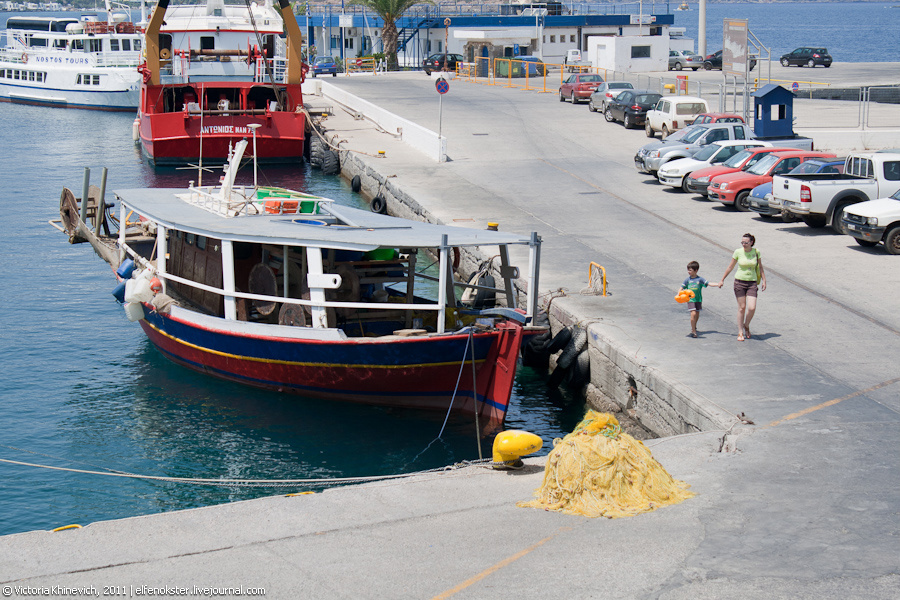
[329,117,732,439]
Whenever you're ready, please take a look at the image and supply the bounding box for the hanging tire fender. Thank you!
[370,196,387,214]
[543,326,572,354]
[556,327,587,370]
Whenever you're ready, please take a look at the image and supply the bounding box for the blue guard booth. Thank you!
[752,83,796,138]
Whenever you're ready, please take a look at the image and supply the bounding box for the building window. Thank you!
[542,35,545,43]
[631,45,651,59]
[344,37,353,50]
[331,36,339,50]
[570,35,576,43]
[550,35,555,43]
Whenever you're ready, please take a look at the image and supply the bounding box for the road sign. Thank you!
[435,78,450,95]
[792,81,800,92]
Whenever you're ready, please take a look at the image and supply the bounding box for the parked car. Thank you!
[645,95,710,138]
[495,56,547,78]
[658,140,772,193]
[668,49,703,71]
[422,53,464,75]
[702,49,757,71]
[780,47,832,68]
[708,150,837,211]
[310,56,339,77]
[604,89,662,128]
[692,113,745,125]
[588,81,634,113]
[750,158,845,219]
[684,146,796,196]
[636,122,757,175]
[842,188,900,254]
[558,73,604,104]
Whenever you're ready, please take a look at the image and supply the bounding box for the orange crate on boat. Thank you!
[264,199,299,214]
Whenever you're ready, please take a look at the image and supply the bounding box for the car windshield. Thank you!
[747,154,780,175]
[665,126,699,142]
[891,189,900,201]
[682,51,699,56]
[676,102,707,115]
[316,57,334,64]
[724,149,755,168]
[693,144,721,161]
[635,94,661,104]
[681,127,709,143]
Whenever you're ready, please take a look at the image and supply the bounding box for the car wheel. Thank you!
[681,177,692,194]
[604,108,615,123]
[692,67,700,71]
[571,91,578,104]
[802,215,827,228]
[735,190,751,212]
[674,62,683,71]
[559,91,565,102]
[781,58,790,67]
[831,202,854,234]
[588,99,596,112]
[807,59,816,68]
[824,64,831,68]
[883,225,900,255]
[704,62,713,70]
[854,238,878,248]
[645,121,655,137]
[424,68,431,75]
[332,72,337,77]
[661,124,670,139]
[624,113,633,129]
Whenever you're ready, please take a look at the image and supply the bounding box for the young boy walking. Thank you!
[682,261,720,338]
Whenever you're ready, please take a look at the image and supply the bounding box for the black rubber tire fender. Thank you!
[370,196,387,214]
[543,326,572,354]
[570,348,590,385]
[322,148,340,175]
[309,135,324,169]
[350,175,361,193]
[472,274,496,310]
[556,327,587,370]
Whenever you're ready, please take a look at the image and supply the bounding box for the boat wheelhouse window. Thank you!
[185,233,195,245]
[133,39,141,51]
[72,40,84,51]
[54,39,66,49]
[30,37,47,47]
[201,36,215,50]
[110,39,119,51]
[122,39,132,52]
[88,39,101,53]
[196,236,207,250]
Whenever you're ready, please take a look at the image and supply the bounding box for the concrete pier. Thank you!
[2,65,899,598]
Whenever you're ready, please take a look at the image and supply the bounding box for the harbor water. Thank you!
[0,103,585,537]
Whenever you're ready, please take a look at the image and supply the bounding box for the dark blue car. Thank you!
[311,56,339,77]
[749,158,845,218]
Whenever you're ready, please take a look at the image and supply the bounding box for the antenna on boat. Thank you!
[248,123,261,190]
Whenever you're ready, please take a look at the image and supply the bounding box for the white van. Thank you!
[645,96,710,139]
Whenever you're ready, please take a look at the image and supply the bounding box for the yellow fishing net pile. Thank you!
[517,411,695,518]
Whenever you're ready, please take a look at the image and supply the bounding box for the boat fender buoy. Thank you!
[543,326,572,354]
[370,196,387,214]
[351,175,361,193]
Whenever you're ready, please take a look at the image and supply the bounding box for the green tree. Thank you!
[349,0,432,70]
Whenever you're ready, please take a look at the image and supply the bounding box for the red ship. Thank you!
[137,0,306,166]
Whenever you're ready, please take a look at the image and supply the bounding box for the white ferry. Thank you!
[0,1,143,111]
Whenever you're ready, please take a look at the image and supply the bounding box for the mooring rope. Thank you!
[0,454,496,489]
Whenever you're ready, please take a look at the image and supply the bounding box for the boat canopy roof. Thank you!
[114,188,535,252]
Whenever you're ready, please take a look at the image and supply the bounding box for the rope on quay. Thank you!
[0,450,498,489]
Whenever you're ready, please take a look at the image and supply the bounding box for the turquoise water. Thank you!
[0,102,584,536]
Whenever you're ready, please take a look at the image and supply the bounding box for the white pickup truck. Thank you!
[772,152,900,233]
[564,49,592,71]
[841,189,900,255]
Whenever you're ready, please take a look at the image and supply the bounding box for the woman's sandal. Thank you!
[744,326,752,339]
[737,334,745,342]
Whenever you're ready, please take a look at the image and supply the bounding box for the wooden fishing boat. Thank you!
[137,0,306,165]
[54,145,545,435]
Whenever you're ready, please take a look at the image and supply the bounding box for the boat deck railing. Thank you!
[180,185,333,219]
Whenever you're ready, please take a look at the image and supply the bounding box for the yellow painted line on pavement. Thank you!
[767,376,900,428]
[431,527,572,599]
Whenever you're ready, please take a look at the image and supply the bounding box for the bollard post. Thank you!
[95,167,108,236]
[79,167,90,223]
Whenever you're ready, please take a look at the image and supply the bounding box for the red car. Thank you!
[691,113,745,125]
[709,150,837,211]
[685,146,792,196]
[558,73,604,104]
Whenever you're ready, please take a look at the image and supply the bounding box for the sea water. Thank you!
[0,103,585,536]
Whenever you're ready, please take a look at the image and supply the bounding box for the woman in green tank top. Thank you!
[717,233,767,341]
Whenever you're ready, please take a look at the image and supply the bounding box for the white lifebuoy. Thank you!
[21,53,28,64]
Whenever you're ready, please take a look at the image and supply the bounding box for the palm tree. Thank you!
[349,0,432,70]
